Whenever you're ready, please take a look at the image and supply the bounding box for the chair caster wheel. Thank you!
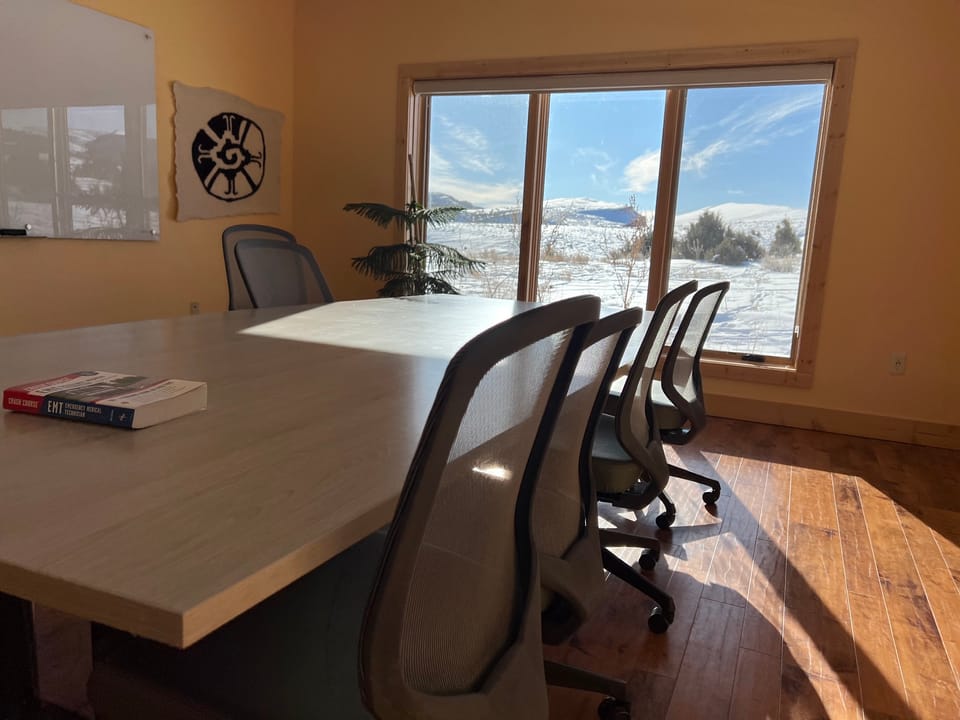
[648,606,673,634]
[655,511,675,529]
[638,551,658,571]
[702,490,720,505]
[598,697,631,719]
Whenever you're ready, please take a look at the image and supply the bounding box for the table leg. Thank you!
[30,607,93,719]
[1,592,33,717]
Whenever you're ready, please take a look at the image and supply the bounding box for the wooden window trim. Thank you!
[646,87,686,311]
[518,94,550,302]
[396,40,857,387]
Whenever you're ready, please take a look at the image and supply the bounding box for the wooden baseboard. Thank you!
[706,394,960,450]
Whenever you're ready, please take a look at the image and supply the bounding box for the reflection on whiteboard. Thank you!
[0,0,160,240]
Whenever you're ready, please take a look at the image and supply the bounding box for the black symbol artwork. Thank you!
[191,113,265,202]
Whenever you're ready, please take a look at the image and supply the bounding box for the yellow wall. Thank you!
[0,0,296,335]
[292,0,960,427]
[2,1,956,429]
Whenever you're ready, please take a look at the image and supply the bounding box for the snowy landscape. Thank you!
[428,198,808,358]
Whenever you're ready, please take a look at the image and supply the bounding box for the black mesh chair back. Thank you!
[234,238,335,308]
[532,309,642,638]
[617,281,698,463]
[659,281,730,443]
[360,296,601,720]
[601,280,697,507]
[222,224,297,310]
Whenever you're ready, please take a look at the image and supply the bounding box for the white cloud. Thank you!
[429,175,522,207]
[434,115,501,176]
[622,150,661,193]
[429,148,520,206]
[449,124,489,152]
[429,148,452,174]
[681,139,730,174]
[680,90,823,176]
[575,147,616,174]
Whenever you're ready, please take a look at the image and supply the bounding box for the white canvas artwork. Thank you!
[174,82,283,221]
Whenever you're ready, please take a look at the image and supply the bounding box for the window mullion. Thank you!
[50,107,71,238]
[646,87,686,310]
[517,93,550,302]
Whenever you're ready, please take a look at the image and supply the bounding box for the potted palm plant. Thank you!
[344,187,483,297]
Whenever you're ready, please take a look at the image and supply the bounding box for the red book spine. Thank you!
[2,389,44,414]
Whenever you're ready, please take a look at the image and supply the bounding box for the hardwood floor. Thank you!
[546,418,960,719]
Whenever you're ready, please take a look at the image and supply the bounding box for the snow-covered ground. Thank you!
[430,200,807,358]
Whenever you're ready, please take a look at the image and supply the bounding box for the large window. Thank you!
[400,42,855,385]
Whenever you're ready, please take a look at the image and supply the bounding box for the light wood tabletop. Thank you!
[0,295,548,648]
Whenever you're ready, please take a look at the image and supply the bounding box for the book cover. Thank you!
[2,371,207,429]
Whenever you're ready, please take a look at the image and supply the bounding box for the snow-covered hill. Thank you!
[438,195,806,243]
[427,196,809,357]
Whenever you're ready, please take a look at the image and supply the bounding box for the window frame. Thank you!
[396,40,857,387]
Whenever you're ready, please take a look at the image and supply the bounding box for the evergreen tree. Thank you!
[770,218,801,256]
[675,210,725,260]
[344,201,484,297]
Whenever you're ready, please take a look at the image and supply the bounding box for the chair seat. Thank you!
[607,377,686,432]
[89,532,386,720]
[650,380,686,431]
[590,414,641,495]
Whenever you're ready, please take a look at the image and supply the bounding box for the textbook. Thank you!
[2,371,207,429]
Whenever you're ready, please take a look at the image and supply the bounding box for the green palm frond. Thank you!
[351,243,414,280]
[345,201,465,246]
[414,243,485,274]
[404,203,465,228]
[345,199,480,296]
[342,203,411,230]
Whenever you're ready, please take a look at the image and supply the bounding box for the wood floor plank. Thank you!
[664,598,744,720]
[757,461,792,546]
[897,505,960,684]
[728,648,781,720]
[784,522,851,622]
[790,466,839,531]
[858,481,960,718]
[846,591,911,719]
[702,460,766,607]
[782,605,859,683]
[780,663,862,720]
[913,506,960,591]
[834,473,881,597]
[741,539,787,657]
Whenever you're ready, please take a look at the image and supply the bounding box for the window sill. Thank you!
[700,356,813,388]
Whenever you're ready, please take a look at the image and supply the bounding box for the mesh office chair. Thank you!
[607,281,730,519]
[360,295,603,719]
[221,224,297,310]
[592,280,698,631]
[88,295,601,720]
[532,308,642,719]
[652,281,730,505]
[235,237,335,308]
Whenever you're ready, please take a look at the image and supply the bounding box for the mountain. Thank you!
[439,196,807,242]
[428,192,477,209]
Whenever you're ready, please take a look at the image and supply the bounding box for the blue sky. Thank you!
[428,83,825,213]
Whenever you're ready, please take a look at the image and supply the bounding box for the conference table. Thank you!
[0,294,645,712]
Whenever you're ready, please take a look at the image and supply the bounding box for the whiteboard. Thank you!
[0,0,159,240]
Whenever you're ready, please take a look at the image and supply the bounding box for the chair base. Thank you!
[544,660,627,701]
[599,486,677,530]
[601,548,675,633]
[668,463,722,504]
[599,528,660,570]
[544,659,631,719]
